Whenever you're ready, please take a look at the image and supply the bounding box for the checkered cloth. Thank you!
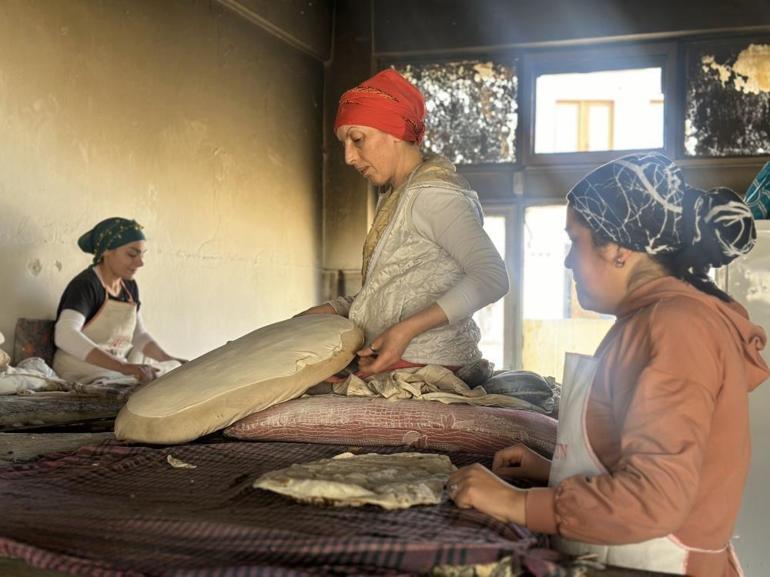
[0,440,555,577]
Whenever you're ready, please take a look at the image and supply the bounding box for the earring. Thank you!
[614,258,625,268]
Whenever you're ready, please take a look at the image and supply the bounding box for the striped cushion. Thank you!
[224,395,557,457]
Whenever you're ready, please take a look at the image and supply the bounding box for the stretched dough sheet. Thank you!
[114,315,363,444]
[254,451,456,509]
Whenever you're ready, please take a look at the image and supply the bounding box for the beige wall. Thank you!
[0,0,326,360]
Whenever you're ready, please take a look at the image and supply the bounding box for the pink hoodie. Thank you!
[527,277,769,577]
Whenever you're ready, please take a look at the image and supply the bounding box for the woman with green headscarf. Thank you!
[53,217,184,384]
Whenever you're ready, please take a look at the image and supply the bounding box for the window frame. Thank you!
[471,204,519,369]
[521,42,678,166]
[374,34,770,369]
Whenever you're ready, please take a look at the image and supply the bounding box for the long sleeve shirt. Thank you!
[54,309,154,361]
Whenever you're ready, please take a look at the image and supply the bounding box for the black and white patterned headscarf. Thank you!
[567,152,756,268]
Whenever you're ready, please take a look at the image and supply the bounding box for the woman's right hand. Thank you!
[123,363,159,384]
[492,443,552,485]
[293,303,337,317]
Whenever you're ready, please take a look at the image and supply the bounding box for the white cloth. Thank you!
[330,156,508,365]
[0,330,7,370]
[549,352,699,574]
[55,309,154,362]
[331,364,544,411]
[0,357,67,395]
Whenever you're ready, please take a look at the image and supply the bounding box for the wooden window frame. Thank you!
[553,99,615,152]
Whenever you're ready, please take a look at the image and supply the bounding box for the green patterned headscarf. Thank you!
[78,218,145,264]
[745,161,770,220]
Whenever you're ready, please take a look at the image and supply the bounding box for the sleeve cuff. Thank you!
[525,487,558,534]
[435,296,461,325]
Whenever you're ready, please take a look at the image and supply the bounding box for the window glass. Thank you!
[535,68,664,154]
[395,60,518,164]
[474,215,507,368]
[522,205,614,381]
[685,40,770,157]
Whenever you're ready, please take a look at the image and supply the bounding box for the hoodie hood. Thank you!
[617,276,769,392]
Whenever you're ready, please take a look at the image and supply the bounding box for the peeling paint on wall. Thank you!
[701,44,770,95]
[27,258,42,277]
[685,39,770,157]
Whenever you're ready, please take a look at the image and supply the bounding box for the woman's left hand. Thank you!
[447,463,527,526]
[357,322,414,375]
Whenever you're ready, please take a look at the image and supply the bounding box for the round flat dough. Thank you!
[115,315,363,444]
[253,451,456,509]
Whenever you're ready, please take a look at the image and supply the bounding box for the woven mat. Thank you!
[0,440,550,577]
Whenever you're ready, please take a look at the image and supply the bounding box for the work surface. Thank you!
[0,438,544,576]
[0,435,677,577]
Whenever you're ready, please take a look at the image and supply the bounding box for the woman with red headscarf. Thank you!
[298,69,508,383]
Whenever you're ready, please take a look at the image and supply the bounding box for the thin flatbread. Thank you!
[253,452,455,509]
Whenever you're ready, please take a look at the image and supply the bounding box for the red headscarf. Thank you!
[334,69,426,144]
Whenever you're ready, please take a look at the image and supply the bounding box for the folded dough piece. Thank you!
[253,452,456,509]
[114,315,363,444]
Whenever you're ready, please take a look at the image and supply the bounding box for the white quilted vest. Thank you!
[349,156,483,366]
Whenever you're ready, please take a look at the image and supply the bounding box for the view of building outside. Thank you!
[535,68,664,153]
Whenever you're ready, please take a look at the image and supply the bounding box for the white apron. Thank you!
[54,280,138,384]
[548,352,739,574]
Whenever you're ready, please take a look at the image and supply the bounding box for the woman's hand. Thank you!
[492,443,552,485]
[357,322,414,374]
[123,363,159,384]
[293,303,337,317]
[447,463,527,525]
[356,303,449,375]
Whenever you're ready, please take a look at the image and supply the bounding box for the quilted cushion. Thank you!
[115,315,364,444]
[224,395,557,457]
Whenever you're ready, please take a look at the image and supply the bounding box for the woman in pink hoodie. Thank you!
[448,152,769,577]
